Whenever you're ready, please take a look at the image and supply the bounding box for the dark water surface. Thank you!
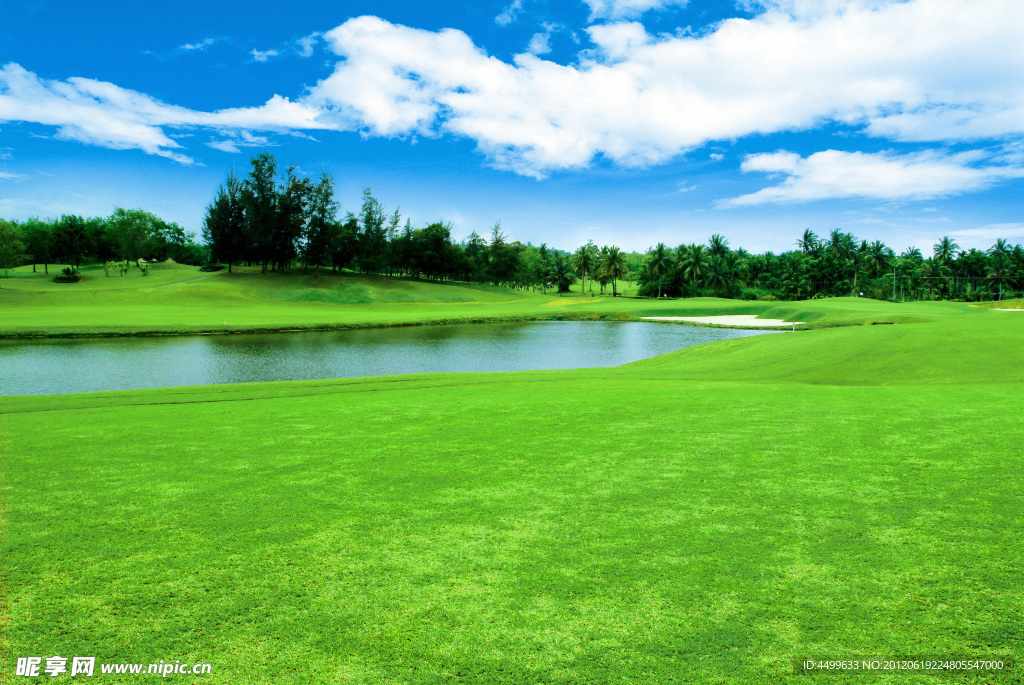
[1,321,774,396]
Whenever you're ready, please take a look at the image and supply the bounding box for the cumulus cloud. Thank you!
[298,1,1024,176]
[721,149,1024,206]
[251,49,279,62]
[295,33,320,57]
[495,0,524,26]
[2,0,1024,185]
[584,0,688,20]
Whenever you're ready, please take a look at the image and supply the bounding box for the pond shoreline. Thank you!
[2,320,777,396]
[1,311,808,340]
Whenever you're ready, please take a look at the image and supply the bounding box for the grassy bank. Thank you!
[4,304,1022,683]
[0,262,999,337]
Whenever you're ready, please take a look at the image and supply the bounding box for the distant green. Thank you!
[0,261,1004,337]
[4,288,1022,683]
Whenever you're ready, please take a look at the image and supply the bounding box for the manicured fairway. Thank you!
[4,307,1022,683]
[0,261,998,337]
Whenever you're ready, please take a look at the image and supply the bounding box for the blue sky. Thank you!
[1,0,1023,254]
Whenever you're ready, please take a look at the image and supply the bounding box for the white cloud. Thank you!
[721,149,1024,206]
[526,23,562,56]
[300,2,1024,176]
[295,33,320,57]
[3,0,1024,182]
[179,38,217,52]
[251,49,279,62]
[528,32,551,55]
[0,170,21,180]
[0,63,324,163]
[948,223,1024,243]
[584,0,688,20]
[206,130,273,153]
[495,0,523,26]
[709,152,724,160]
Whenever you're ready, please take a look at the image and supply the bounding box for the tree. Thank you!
[599,245,629,296]
[864,240,894,280]
[487,221,519,286]
[987,252,1015,300]
[708,233,730,258]
[22,218,53,273]
[274,164,310,271]
[707,252,743,297]
[572,241,596,295]
[202,170,246,272]
[918,257,951,299]
[797,229,819,255]
[538,242,550,293]
[548,252,577,293]
[242,152,279,272]
[646,243,672,298]
[0,219,28,275]
[302,172,339,274]
[933,236,959,264]
[52,215,88,267]
[106,207,159,260]
[678,243,708,295]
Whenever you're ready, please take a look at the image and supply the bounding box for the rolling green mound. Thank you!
[628,313,1024,385]
[3,262,1018,338]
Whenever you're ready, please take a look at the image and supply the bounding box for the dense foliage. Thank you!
[0,210,206,275]
[632,229,1024,302]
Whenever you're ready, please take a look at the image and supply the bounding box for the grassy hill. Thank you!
[0,261,1007,337]
[4,299,1022,683]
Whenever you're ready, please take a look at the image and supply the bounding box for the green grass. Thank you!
[4,301,1023,683]
[0,262,1005,337]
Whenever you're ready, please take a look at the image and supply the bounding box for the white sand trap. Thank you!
[993,308,1024,311]
[642,315,803,328]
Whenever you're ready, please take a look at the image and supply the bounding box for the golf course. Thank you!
[3,264,1022,683]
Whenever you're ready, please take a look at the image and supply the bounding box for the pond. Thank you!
[1,321,775,396]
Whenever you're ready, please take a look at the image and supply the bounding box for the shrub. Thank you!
[199,262,225,272]
[52,266,82,283]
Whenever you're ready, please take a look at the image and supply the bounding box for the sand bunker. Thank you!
[641,315,803,328]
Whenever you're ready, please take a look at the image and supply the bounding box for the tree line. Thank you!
[200,152,636,292]
[633,229,1024,302]
[3,150,1021,302]
[0,209,205,275]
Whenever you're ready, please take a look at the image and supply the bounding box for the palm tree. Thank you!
[678,243,708,294]
[549,252,577,293]
[600,245,629,296]
[918,257,951,299]
[933,236,959,264]
[989,238,1011,257]
[538,242,549,294]
[987,252,1015,300]
[901,246,923,262]
[865,240,893,279]
[797,229,819,254]
[708,233,729,257]
[572,242,596,295]
[646,243,672,298]
[780,252,810,299]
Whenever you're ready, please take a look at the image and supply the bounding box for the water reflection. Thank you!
[1,321,774,396]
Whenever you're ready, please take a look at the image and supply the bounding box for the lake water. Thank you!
[1,321,774,396]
